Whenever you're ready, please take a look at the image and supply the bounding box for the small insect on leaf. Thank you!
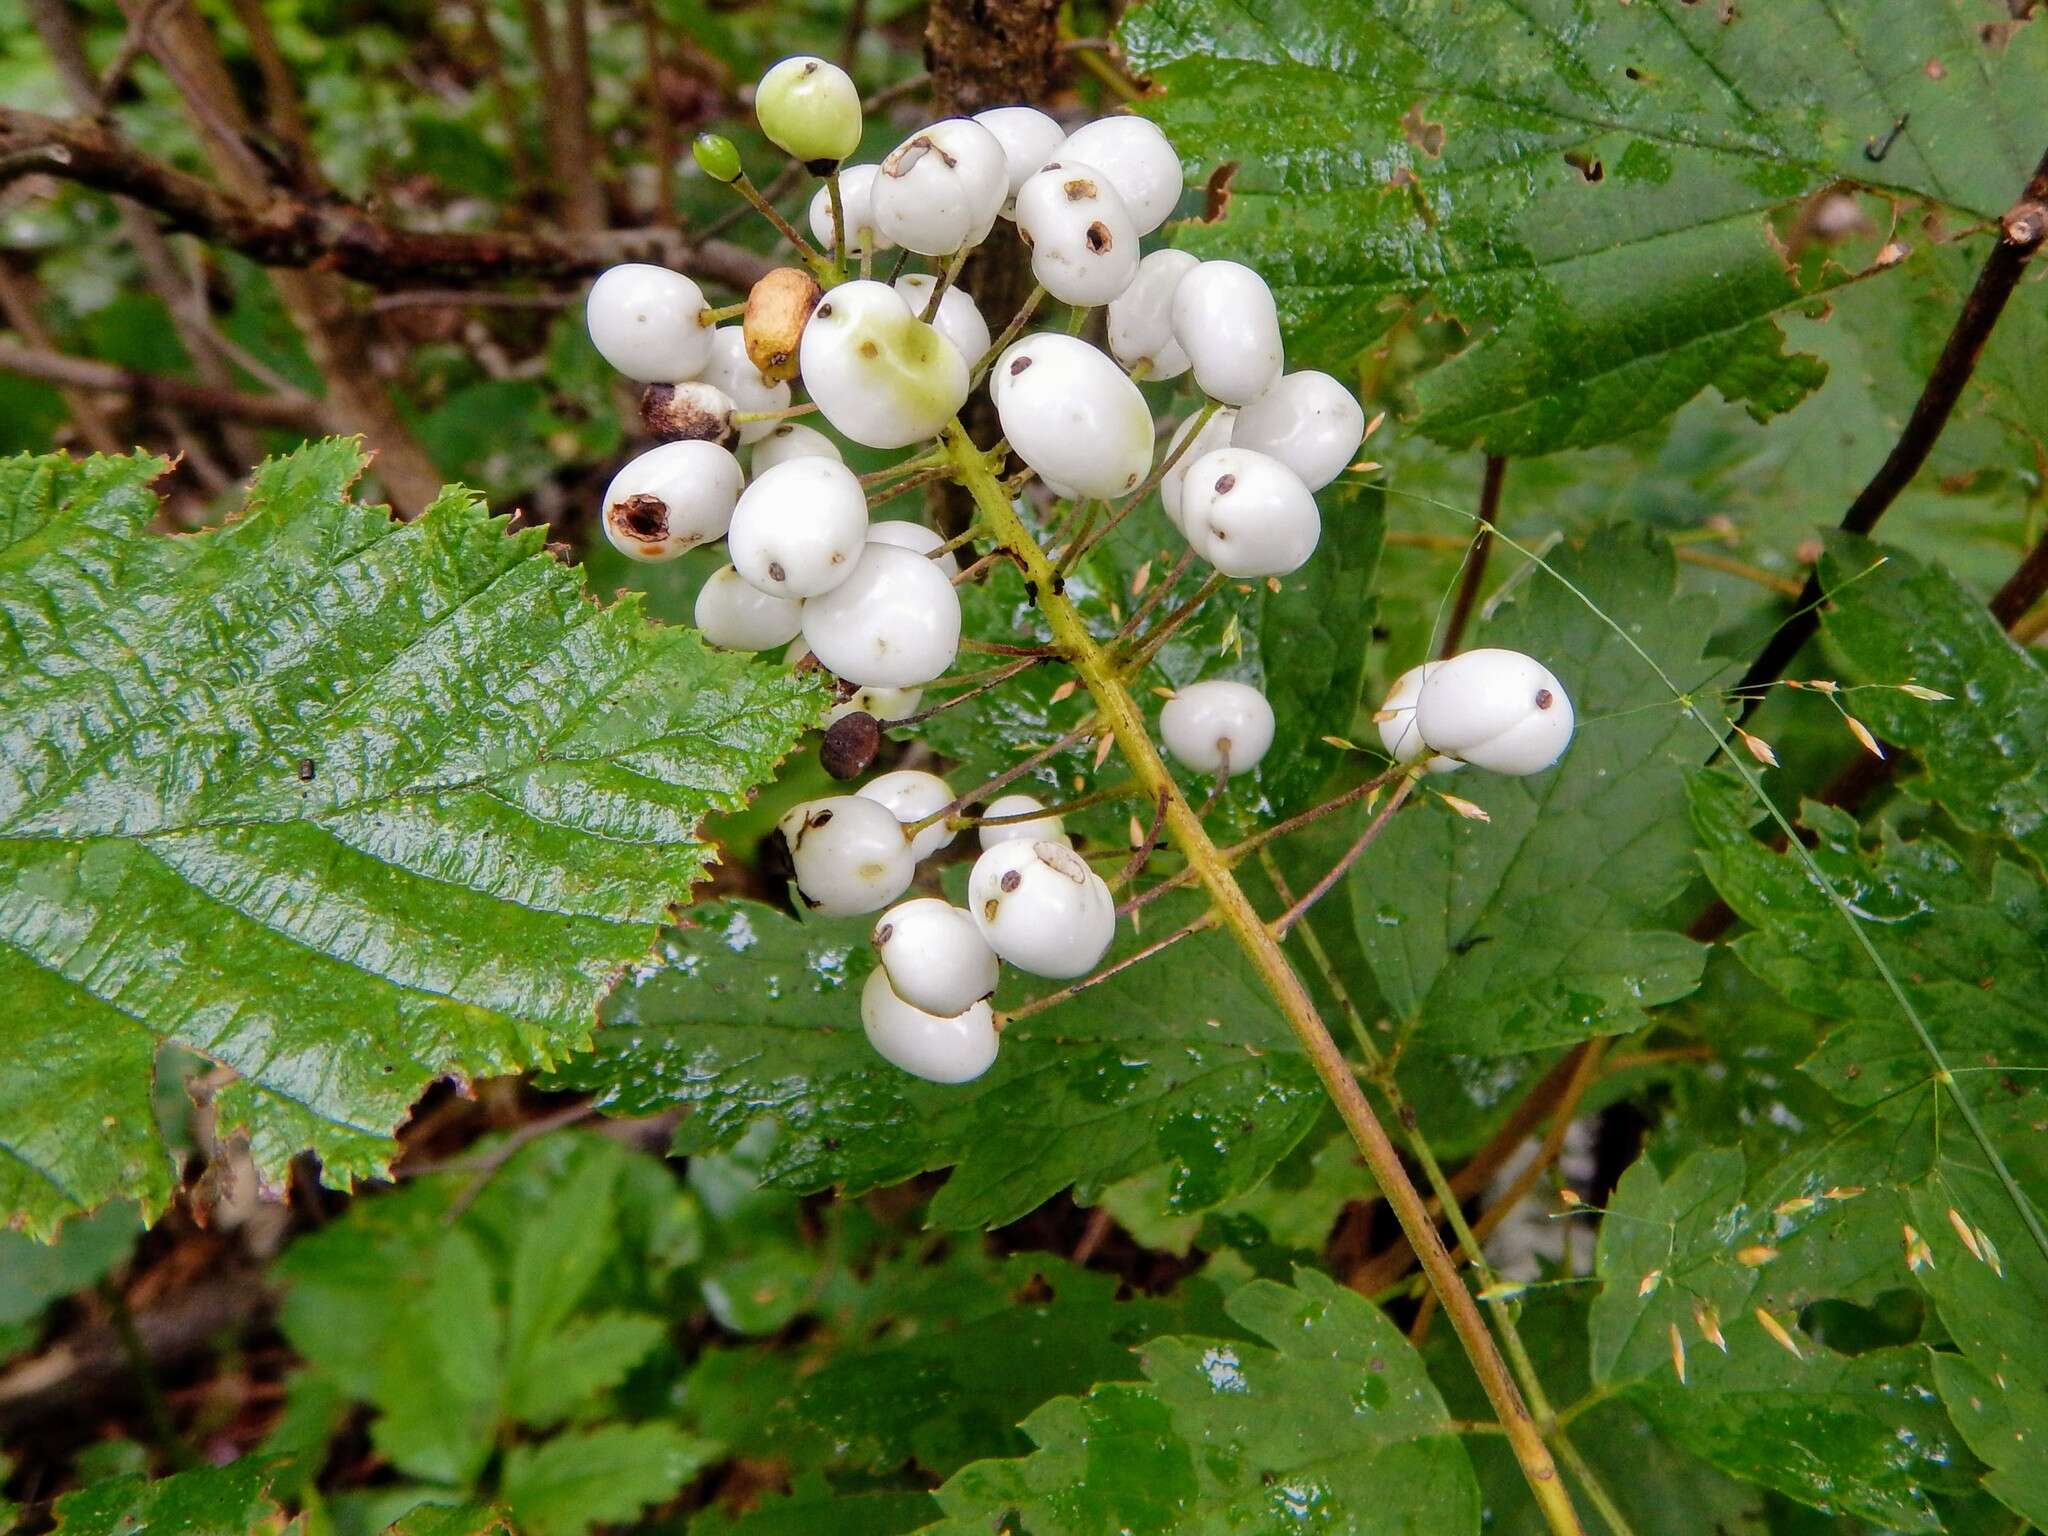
[1437,792,1491,823]
[1843,714,1884,758]
[1898,683,1951,701]
[1754,1308,1803,1360]
[1735,1245,1779,1267]
[1669,1321,1688,1386]
[1737,728,1779,768]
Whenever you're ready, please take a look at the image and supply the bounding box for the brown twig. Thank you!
[1001,910,1219,1026]
[1270,775,1416,936]
[1733,143,2048,714]
[1440,454,1507,657]
[0,107,770,293]
[0,340,322,427]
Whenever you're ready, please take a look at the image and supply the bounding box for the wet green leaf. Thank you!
[1819,534,2048,871]
[0,443,821,1237]
[1119,0,2048,454]
[48,1459,283,1535]
[1349,527,1713,1054]
[549,896,1326,1229]
[499,1423,718,1536]
[930,1267,1479,1534]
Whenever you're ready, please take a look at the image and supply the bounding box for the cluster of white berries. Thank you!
[581,56,1578,1088]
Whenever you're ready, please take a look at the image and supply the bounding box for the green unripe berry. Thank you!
[693,133,742,184]
[755,55,861,169]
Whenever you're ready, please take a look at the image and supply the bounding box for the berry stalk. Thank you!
[940,417,1586,1536]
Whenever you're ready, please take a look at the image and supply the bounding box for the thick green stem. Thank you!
[941,419,1584,1536]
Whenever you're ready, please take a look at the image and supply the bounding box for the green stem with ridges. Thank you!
[940,418,1585,1536]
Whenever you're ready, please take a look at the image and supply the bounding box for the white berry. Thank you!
[600,440,743,561]
[729,456,868,598]
[810,164,891,259]
[857,769,959,862]
[800,541,962,687]
[586,264,712,383]
[1108,249,1198,380]
[978,792,1067,848]
[1013,161,1140,306]
[1232,371,1365,492]
[1056,116,1182,235]
[968,838,1116,979]
[894,274,992,368]
[973,105,1067,213]
[991,333,1152,500]
[778,796,914,916]
[756,55,861,166]
[751,421,842,474]
[699,327,790,444]
[868,518,959,578]
[860,968,998,1084]
[1376,663,1464,774]
[826,684,921,725]
[1171,260,1283,406]
[1160,679,1275,777]
[1179,447,1319,577]
[1158,406,1236,532]
[801,280,970,449]
[871,898,998,1016]
[872,119,1009,255]
[1415,648,1575,776]
[695,564,803,650]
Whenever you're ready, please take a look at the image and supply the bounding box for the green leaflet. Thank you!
[1590,1150,1975,1530]
[548,895,1326,1229]
[927,1268,1478,1534]
[1819,534,2048,871]
[1118,0,2048,454]
[1349,527,1712,1054]
[46,1459,284,1535]
[0,443,821,1237]
[273,1130,705,1531]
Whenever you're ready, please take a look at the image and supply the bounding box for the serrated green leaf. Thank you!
[277,1132,690,1496]
[0,444,822,1238]
[1818,535,2048,870]
[380,1504,513,1536]
[549,896,1326,1230]
[930,1267,1477,1534]
[793,1255,1238,1478]
[1690,776,2047,1111]
[1350,527,1712,1054]
[48,1459,283,1535]
[499,1422,717,1536]
[1592,1149,1973,1529]
[1117,0,2048,455]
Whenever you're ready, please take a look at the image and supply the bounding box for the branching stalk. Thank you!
[941,418,1585,1536]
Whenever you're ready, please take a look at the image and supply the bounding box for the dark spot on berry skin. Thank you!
[296,758,316,782]
[800,60,818,75]
[612,493,669,542]
[816,302,833,318]
[859,340,879,358]
[1535,688,1554,709]
[983,899,1000,922]
[1085,221,1112,253]
[767,560,786,582]
[1064,178,1097,201]
[811,808,834,826]
[1009,355,1033,376]
[1215,473,1237,495]
[875,923,894,946]
[822,711,881,779]
[1000,869,1022,893]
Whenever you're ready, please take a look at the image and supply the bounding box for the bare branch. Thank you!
[0,340,323,428]
[0,108,771,293]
